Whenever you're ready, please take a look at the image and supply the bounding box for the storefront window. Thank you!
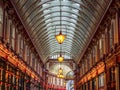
[82,84,86,90]
[107,67,116,90]
[110,67,115,82]
[92,78,96,90]
[88,81,90,90]
[19,73,24,90]
[25,75,30,90]
[98,73,104,90]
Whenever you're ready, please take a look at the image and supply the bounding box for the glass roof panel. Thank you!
[12,0,109,63]
[49,63,72,76]
[50,54,72,59]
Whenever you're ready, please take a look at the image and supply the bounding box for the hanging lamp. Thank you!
[55,0,66,44]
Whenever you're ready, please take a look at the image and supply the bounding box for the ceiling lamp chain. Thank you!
[55,0,66,44]
[56,0,66,79]
[58,44,64,62]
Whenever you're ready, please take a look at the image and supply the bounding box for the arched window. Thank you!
[20,36,24,57]
[11,24,15,50]
[108,21,114,51]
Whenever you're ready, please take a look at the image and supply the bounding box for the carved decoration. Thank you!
[4,0,44,66]
[18,27,23,32]
[109,7,116,19]
[7,8,14,15]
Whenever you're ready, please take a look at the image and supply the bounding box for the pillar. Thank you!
[115,64,119,90]
[104,72,107,90]
[15,31,20,54]
[24,76,26,90]
[6,19,10,43]
[96,76,99,90]
[86,82,88,90]
[90,80,92,90]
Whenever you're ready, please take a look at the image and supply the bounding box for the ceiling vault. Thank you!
[9,0,112,76]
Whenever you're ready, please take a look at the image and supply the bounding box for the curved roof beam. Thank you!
[31,23,89,42]
[31,26,87,42]
[29,12,94,31]
[33,32,86,49]
[25,5,97,26]
[39,44,80,56]
[37,38,82,54]
[30,16,91,36]
[81,0,104,10]
[20,0,53,16]
[22,1,98,22]
[74,0,103,14]
[38,40,82,54]
[40,45,79,61]
[12,0,108,63]
[37,38,83,55]
[35,34,84,46]
[31,20,90,40]
[27,8,95,30]
[38,46,77,60]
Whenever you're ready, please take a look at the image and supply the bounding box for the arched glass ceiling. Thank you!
[49,63,72,77]
[66,71,74,78]
[12,0,110,63]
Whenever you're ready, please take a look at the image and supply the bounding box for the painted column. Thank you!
[104,72,107,90]
[24,76,26,90]
[115,64,119,90]
[90,80,92,90]
[96,76,99,90]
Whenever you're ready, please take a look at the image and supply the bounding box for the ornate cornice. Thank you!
[78,0,119,64]
[5,0,44,66]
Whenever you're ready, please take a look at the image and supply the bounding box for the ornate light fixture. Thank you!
[55,0,66,44]
[55,31,66,44]
[57,65,64,78]
[57,72,64,78]
[57,59,64,78]
[58,68,63,73]
[58,54,64,62]
[57,56,64,78]
[56,0,65,79]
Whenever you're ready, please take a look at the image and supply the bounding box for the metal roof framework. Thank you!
[11,0,110,75]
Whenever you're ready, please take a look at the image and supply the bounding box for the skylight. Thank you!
[42,0,80,60]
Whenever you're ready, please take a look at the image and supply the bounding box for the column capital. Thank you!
[109,7,117,19]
